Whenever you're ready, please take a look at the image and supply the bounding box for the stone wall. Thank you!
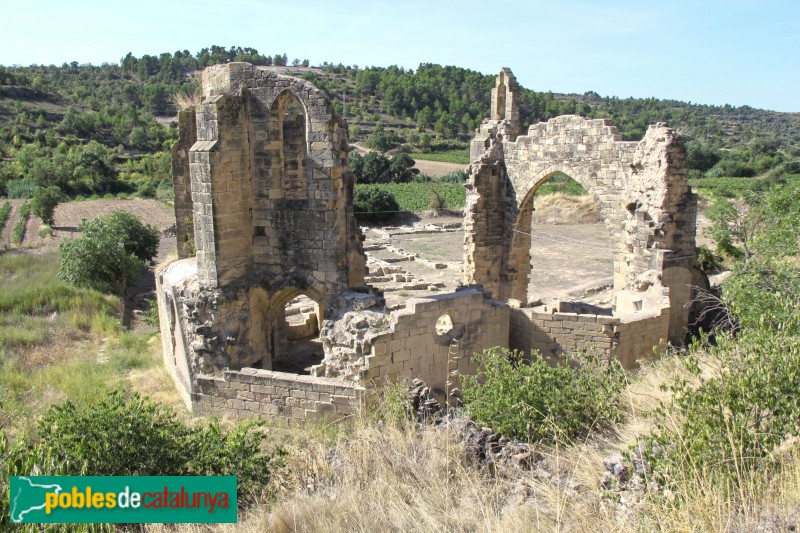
[365,290,508,398]
[614,308,671,368]
[171,109,198,260]
[193,368,364,423]
[465,69,705,346]
[509,304,669,369]
[510,307,616,357]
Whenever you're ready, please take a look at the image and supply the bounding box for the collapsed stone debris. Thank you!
[156,63,707,422]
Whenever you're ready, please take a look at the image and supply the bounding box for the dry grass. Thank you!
[142,349,800,532]
[533,193,603,224]
[142,357,690,533]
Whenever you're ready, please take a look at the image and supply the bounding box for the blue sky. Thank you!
[2,0,798,111]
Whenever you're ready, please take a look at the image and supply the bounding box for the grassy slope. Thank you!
[0,251,176,436]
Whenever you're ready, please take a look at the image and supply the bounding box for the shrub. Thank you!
[38,224,53,238]
[59,210,159,294]
[353,188,399,223]
[722,258,800,335]
[646,327,800,492]
[10,201,30,245]
[695,244,723,273]
[6,178,35,199]
[365,128,390,151]
[31,185,63,225]
[2,392,285,510]
[0,202,10,229]
[136,179,157,198]
[356,183,465,212]
[461,347,626,443]
[438,170,468,184]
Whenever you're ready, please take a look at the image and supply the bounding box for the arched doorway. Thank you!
[513,172,615,308]
[246,284,328,375]
[272,293,324,374]
[506,169,622,305]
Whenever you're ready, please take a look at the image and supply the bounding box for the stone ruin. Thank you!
[156,63,706,422]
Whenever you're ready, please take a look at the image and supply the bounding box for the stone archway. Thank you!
[465,69,703,345]
[507,168,623,303]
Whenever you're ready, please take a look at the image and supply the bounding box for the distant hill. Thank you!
[0,46,797,198]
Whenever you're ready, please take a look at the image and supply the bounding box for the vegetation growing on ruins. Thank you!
[1,46,800,531]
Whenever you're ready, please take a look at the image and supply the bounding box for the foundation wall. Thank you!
[509,304,670,369]
[510,308,616,357]
[193,368,364,423]
[614,309,671,368]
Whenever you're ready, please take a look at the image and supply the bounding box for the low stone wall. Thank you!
[360,290,509,398]
[614,308,670,368]
[510,307,617,357]
[193,368,365,423]
[509,304,669,368]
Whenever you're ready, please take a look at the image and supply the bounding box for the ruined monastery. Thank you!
[156,63,707,422]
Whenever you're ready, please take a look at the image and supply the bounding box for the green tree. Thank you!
[59,211,159,294]
[353,188,399,222]
[388,153,419,183]
[365,127,390,151]
[31,185,63,225]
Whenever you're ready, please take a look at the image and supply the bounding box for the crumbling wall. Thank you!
[160,62,368,384]
[319,289,509,400]
[509,292,670,370]
[171,109,197,259]
[509,308,617,358]
[465,69,705,347]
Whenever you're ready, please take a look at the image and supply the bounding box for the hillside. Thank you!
[0,45,798,199]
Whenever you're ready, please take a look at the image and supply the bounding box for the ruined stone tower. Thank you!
[158,63,367,402]
[156,64,707,422]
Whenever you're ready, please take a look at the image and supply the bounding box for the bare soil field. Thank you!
[364,214,614,305]
[51,199,177,260]
[1,198,177,253]
[363,194,615,306]
[412,159,467,177]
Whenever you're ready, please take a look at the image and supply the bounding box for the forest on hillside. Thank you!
[0,45,798,199]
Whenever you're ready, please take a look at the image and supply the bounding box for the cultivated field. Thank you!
[0,198,177,259]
